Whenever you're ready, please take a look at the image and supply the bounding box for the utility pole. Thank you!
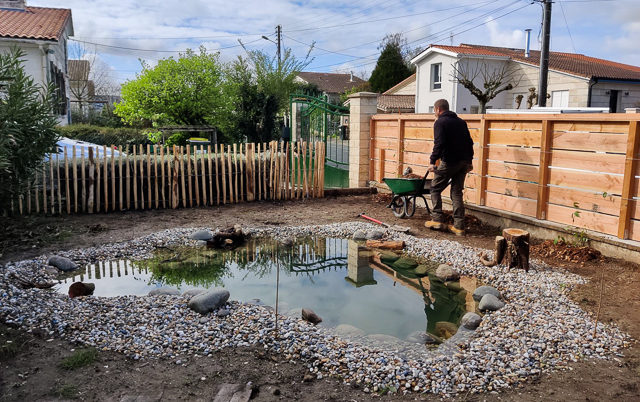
[537,0,552,107]
[276,25,282,68]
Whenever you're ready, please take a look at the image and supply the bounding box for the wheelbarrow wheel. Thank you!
[391,197,407,218]
[404,197,416,218]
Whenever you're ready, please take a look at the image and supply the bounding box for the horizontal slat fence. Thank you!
[7,141,324,217]
[370,113,640,242]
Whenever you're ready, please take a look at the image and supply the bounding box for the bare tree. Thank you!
[68,43,118,112]
[451,59,521,114]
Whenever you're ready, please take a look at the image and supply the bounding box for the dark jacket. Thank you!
[429,110,474,165]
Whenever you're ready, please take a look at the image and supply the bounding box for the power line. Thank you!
[70,37,265,54]
[558,0,577,53]
[286,0,385,31]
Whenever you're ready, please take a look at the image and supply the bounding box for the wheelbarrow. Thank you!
[382,171,432,218]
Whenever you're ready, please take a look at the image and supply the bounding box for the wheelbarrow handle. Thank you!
[358,213,388,227]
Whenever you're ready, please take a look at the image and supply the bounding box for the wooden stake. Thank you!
[240,144,244,202]
[64,147,70,214]
[56,153,62,214]
[246,144,255,202]
[154,145,159,209]
[132,146,138,209]
[220,144,226,204]
[593,267,605,338]
[111,145,116,211]
[285,142,290,200]
[81,152,86,212]
[103,145,108,212]
[160,145,166,209]
[186,145,193,207]
[119,145,123,211]
[139,144,145,210]
[302,141,308,198]
[233,143,238,203]
[297,142,302,199]
[227,145,234,203]
[125,145,131,210]
[194,146,200,207]
[34,173,39,214]
[42,165,47,214]
[262,142,267,200]
[72,146,78,213]
[257,143,262,200]
[172,145,179,209]
[88,147,95,213]
[181,146,187,208]
[27,178,31,214]
[201,145,207,206]
[146,144,151,209]
[208,145,213,205]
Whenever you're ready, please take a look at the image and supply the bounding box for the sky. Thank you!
[29,0,640,86]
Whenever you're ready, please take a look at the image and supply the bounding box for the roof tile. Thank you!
[0,6,71,41]
[297,72,367,94]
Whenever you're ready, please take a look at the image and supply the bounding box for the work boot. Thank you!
[447,225,466,236]
[425,220,444,231]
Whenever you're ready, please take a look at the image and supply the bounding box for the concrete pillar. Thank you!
[348,92,378,188]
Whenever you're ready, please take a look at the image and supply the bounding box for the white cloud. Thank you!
[485,17,525,49]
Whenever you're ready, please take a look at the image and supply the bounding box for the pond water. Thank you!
[55,237,480,340]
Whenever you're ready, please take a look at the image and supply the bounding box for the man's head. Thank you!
[433,99,449,118]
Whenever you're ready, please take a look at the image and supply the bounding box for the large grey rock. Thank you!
[149,287,180,296]
[48,256,78,272]
[302,308,322,325]
[479,294,505,311]
[472,286,501,302]
[352,231,366,241]
[365,230,385,240]
[435,322,458,339]
[460,312,482,330]
[435,264,460,282]
[183,288,207,297]
[405,331,439,345]
[188,288,230,314]
[189,230,213,241]
[335,324,365,337]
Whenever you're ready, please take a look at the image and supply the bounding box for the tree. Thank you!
[115,46,229,128]
[241,42,314,114]
[451,59,522,114]
[224,56,279,144]
[68,43,119,111]
[378,33,423,70]
[0,47,59,213]
[369,38,413,93]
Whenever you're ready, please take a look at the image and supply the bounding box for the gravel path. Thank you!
[0,222,630,397]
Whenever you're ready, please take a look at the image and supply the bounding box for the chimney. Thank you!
[524,29,532,58]
[349,71,353,82]
[0,0,26,10]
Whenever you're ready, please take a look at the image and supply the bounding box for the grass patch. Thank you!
[0,325,27,360]
[59,348,98,370]
[51,382,78,399]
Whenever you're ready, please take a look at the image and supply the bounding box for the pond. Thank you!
[55,237,480,341]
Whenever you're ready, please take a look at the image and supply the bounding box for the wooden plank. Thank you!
[262,142,267,200]
[370,121,376,182]
[232,143,238,203]
[618,120,640,239]
[487,146,540,165]
[88,147,94,214]
[172,145,179,209]
[187,145,193,207]
[81,151,86,212]
[303,141,309,198]
[181,146,187,208]
[487,161,539,182]
[548,149,626,174]
[166,146,172,208]
[201,145,207,206]
[119,145,123,211]
[155,145,160,209]
[548,187,621,216]
[280,142,285,199]
[72,146,77,213]
[553,121,630,134]
[402,152,431,167]
[372,138,398,150]
[132,146,138,209]
[111,145,116,211]
[54,153,60,213]
[536,120,552,219]
[551,131,628,153]
[103,145,108,212]
[488,130,542,147]
[403,139,434,154]
[139,144,145,210]
[485,192,537,217]
[194,146,200,207]
[125,146,131,210]
[270,142,276,200]
[486,177,538,199]
[547,203,619,236]
[160,146,166,208]
[548,169,623,194]
[629,219,640,242]
[227,145,234,203]
[487,120,542,131]
[42,165,47,214]
[64,147,70,214]
[378,149,385,183]
[466,173,478,189]
[208,145,213,205]
[375,120,399,128]
[375,126,398,138]
[297,142,302,199]
[404,120,435,128]
[256,143,262,200]
[246,144,254,201]
[404,126,434,140]
[476,118,489,205]
[396,118,405,176]
[463,187,477,204]
[240,144,245,202]
[221,144,226,204]
[321,142,325,197]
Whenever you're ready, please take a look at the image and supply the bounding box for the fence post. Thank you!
[348,92,378,188]
[396,117,405,177]
[618,120,640,239]
[536,120,553,219]
[475,117,489,206]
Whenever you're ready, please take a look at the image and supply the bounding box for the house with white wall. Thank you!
[411,44,640,114]
[0,1,74,125]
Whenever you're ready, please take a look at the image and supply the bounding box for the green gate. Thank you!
[290,93,350,188]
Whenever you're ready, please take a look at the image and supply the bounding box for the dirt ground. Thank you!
[1,195,639,401]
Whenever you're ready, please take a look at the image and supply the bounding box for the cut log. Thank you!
[503,228,530,272]
[365,240,405,250]
[207,226,247,250]
[480,236,505,267]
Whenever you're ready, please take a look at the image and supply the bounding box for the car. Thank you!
[45,137,122,161]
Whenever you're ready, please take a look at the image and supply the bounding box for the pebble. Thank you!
[0,222,631,397]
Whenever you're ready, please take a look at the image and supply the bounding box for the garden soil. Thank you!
[1,195,639,401]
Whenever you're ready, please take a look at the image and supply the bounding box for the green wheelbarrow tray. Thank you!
[382,172,432,219]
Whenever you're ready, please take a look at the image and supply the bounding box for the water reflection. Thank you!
[55,237,478,339]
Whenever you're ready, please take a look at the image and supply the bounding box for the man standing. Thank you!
[425,99,474,236]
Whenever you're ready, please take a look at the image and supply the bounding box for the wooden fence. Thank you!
[10,141,325,216]
[370,113,640,242]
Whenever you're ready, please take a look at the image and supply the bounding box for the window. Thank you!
[431,63,442,90]
[552,90,569,108]
[428,106,434,113]
[470,105,479,114]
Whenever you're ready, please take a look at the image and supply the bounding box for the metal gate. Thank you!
[290,93,350,188]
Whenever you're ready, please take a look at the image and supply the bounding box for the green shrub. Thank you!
[59,124,152,149]
[59,348,98,370]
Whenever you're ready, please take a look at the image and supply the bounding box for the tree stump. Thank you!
[207,225,247,250]
[480,228,529,271]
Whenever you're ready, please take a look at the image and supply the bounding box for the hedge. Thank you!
[59,124,152,148]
